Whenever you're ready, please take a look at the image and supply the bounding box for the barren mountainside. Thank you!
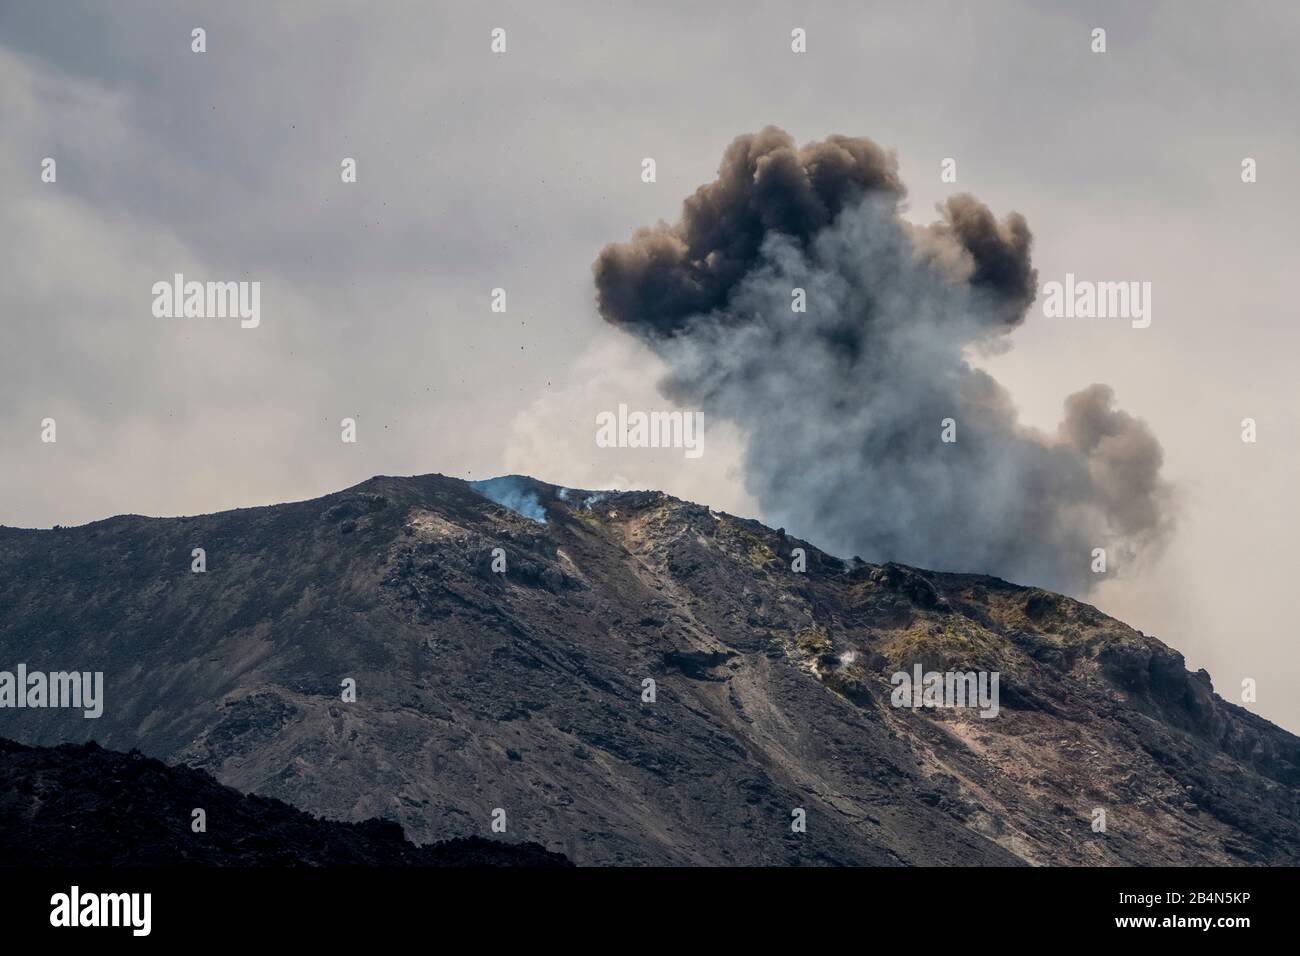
[1,473,1297,865]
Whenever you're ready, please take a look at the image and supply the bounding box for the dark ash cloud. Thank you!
[592,127,1173,595]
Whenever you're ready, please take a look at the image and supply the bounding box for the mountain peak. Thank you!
[1,473,1295,864]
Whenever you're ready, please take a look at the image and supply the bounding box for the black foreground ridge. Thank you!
[0,472,1297,866]
[0,737,570,867]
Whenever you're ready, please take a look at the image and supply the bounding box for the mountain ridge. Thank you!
[1,472,1296,865]
[0,736,571,866]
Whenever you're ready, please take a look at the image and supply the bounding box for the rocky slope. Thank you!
[0,473,1296,865]
[0,737,570,866]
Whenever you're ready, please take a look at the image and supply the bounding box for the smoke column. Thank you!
[593,127,1172,595]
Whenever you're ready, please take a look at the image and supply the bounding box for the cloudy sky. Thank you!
[2,1,1296,731]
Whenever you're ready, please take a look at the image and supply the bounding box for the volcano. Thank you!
[0,473,1295,865]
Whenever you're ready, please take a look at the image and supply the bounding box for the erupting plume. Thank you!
[593,127,1172,595]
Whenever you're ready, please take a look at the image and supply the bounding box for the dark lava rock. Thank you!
[0,737,571,867]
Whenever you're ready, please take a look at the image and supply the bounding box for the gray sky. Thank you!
[2,1,1297,731]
